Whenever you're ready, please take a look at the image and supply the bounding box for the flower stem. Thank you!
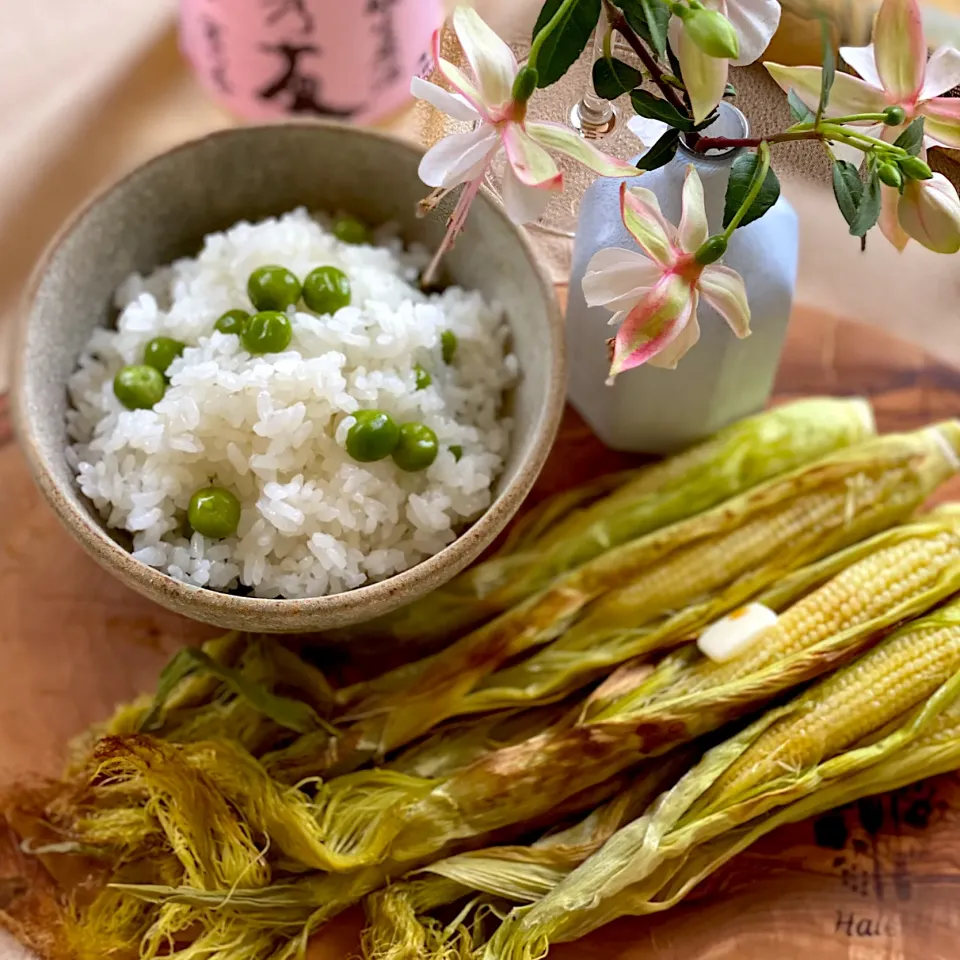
[528,0,580,74]
[693,129,821,151]
[723,140,771,237]
[600,0,690,117]
[693,119,905,156]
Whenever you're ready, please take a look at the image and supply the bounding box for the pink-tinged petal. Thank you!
[839,44,882,87]
[724,0,782,66]
[873,0,925,102]
[920,47,960,99]
[764,62,888,115]
[452,7,517,109]
[919,98,960,149]
[502,123,562,189]
[499,162,555,224]
[410,76,481,122]
[678,166,708,254]
[607,275,693,380]
[879,182,911,251]
[671,16,729,124]
[620,182,677,266]
[648,310,701,369]
[583,247,665,310]
[432,30,488,118]
[626,116,671,150]
[898,173,960,253]
[525,122,640,177]
[418,125,500,189]
[698,264,751,337]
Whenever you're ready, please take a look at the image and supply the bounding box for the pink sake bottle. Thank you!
[179,0,443,126]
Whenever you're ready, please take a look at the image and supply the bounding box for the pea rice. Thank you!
[66,209,516,599]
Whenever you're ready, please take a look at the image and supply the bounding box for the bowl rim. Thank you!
[12,120,566,628]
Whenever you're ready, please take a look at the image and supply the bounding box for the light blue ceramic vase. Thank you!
[566,103,799,453]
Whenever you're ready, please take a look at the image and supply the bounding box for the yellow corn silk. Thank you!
[355,398,876,649]
[485,601,960,959]
[267,423,960,783]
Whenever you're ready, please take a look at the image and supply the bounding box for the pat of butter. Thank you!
[697,603,779,663]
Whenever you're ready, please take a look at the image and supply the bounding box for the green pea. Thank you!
[114,364,166,410]
[392,422,439,472]
[346,410,400,463]
[215,308,250,335]
[188,486,242,539]
[303,266,351,314]
[441,330,458,365]
[332,215,370,245]
[414,364,432,390]
[143,336,186,377]
[247,265,302,312]
[242,311,293,354]
[449,444,463,462]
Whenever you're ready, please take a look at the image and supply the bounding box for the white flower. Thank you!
[413,7,638,236]
[584,168,751,380]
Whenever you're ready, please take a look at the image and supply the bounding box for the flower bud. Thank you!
[898,173,960,254]
[900,156,933,181]
[680,6,740,59]
[883,105,907,126]
[511,66,539,104]
[694,235,728,264]
[877,162,903,189]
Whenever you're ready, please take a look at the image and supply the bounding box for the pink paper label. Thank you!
[179,0,443,124]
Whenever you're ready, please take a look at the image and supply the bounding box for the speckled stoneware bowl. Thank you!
[14,123,564,634]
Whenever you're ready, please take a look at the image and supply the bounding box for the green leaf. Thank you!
[723,151,781,229]
[140,646,335,736]
[138,648,199,732]
[636,129,681,171]
[831,159,863,228]
[894,117,925,156]
[532,0,602,88]
[849,168,881,237]
[631,88,694,130]
[592,56,643,100]
[614,0,670,58]
[724,82,737,98]
[817,18,835,119]
[788,88,814,123]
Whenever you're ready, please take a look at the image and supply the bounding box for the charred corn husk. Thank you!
[487,601,960,958]
[355,398,876,649]
[266,423,960,782]
[360,752,695,960]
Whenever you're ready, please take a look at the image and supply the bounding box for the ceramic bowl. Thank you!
[14,123,565,633]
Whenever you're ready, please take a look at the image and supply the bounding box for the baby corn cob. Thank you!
[487,601,960,958]
[265,423,960,782]
[355,398,876,649]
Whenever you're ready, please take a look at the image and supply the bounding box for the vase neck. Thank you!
[678,103,750,170]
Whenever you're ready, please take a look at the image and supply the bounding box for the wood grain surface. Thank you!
[2,305,960,960]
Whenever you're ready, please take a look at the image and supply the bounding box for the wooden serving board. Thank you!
[3,304,960,960]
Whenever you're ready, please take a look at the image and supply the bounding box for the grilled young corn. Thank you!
[268,422,960,782]
[487,601,960,958]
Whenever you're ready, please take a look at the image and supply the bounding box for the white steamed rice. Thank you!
[67,208,517,599]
